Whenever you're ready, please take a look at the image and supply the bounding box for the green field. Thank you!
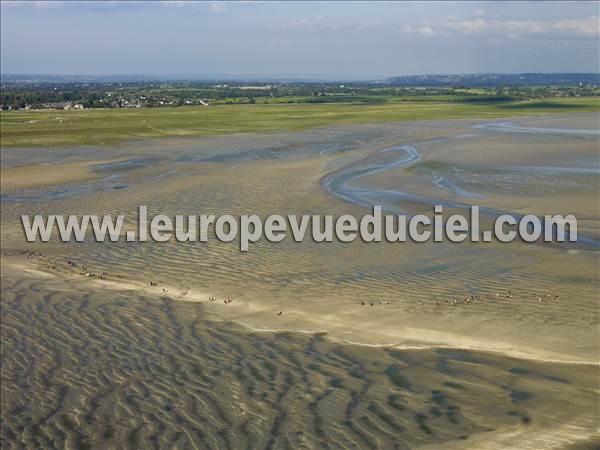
[1,97,598,147]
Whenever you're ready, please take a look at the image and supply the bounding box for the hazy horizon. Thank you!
[1,1,599,79]
[2,71,599,83]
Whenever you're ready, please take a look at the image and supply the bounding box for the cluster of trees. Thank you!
[1,80,598,110]
[1,83,114,109]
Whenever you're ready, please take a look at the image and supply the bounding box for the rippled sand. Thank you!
[2,264,598,450]
[1,114,599,448]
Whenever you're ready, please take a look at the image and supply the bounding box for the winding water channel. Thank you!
[321,122,600,249]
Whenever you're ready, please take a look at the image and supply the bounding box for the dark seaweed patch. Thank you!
[510,389,534,403]
[383,364,412,390]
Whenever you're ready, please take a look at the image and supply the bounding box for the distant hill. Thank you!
[2,72,599,88]
[384,73,600,87]
[0,74,159,84]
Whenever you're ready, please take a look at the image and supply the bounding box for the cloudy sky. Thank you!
[1,1,598,79]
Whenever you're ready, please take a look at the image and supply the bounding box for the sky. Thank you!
[1,1,599,80]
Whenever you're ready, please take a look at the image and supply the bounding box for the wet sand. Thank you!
[1,113,599,448]
[0,158,130,192]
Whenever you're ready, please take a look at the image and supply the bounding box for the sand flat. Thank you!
[1,160,104,191]
[1,114,599,448]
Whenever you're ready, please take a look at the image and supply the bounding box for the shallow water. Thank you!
[321,126,599,249]
[0,174,129,203]
[472,120,600,138]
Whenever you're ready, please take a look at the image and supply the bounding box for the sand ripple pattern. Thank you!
[2,273,599,450]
